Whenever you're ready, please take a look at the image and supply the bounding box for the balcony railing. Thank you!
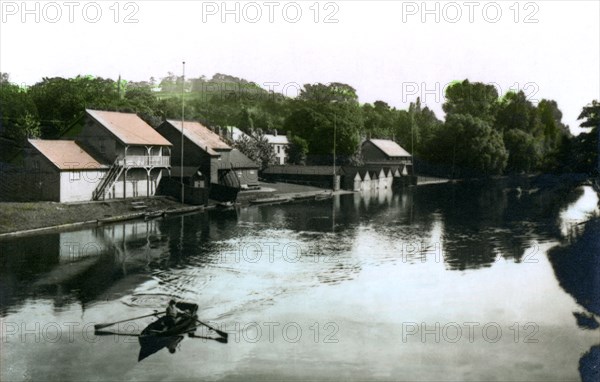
[118,155,170,168]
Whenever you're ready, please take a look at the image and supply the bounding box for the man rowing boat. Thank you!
[165,299,183,328]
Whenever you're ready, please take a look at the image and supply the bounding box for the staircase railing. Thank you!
[92,158,124,200]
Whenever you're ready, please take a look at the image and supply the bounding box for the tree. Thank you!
[494,91,540,134]
[29,76,120,137]
[0,77,40,145]
[285,83,363,164]
[287,135,308,165]
[503,129,541,173]
[362,101,398,139]
[233,129,276,170]
[443,80,499,124]
[437,81,507,176]
[434,114,507,176]
[571,100,600,173]
[537,99,570,170]
[411,101,442,159]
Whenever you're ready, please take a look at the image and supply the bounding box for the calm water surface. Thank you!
[1,180,599,381]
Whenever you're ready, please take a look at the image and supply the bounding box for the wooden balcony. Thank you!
[118,155,170,168]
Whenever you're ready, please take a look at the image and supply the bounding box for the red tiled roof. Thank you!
[366,139,411,157]
[87,109,172,146]
[28,139,107,170]
[166,120,231,155]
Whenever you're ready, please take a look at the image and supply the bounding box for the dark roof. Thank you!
[86,109,172,146]
[364,139,411,157]
[222,149,259,169]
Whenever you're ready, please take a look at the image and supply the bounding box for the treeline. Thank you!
[0,73,597,176]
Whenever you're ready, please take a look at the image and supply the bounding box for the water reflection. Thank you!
[1,177,599,381]
[1,180,594,314]
[0,219,168,314]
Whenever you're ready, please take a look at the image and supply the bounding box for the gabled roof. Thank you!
[28,139,107,170]
[165,120,231,156]
[226,149,259,169]
[86,109,172,146]
[264,134,290,145]
[364,139,411,158]
[231,127,251,141]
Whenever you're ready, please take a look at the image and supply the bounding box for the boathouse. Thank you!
[77,109,172,200]
[20,110,172,202]
[156,120,259,193]
[362,139,412,171]
[24,139,108,202]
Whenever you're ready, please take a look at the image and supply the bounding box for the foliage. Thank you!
[570,100,600,174]
[287,135,309,165]
[1,71,592,178]
[503,129,541,173]
[443,80,499,124]
[285,83,363,164]
[233,129,276,170]
[0,75,40,145]
[434,114,507,176]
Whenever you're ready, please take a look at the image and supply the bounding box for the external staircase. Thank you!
[92,158,124,200]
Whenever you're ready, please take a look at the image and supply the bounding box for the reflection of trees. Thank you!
[408,178,582,270]
[579,345,600,382]
[548,219,600,315]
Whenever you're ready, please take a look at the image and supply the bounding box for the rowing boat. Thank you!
[138,302,198,361]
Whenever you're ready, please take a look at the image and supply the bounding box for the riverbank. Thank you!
[0,182,351,237]
[1,174,593,237]
[0,197,197,237]
[238,181,352,203]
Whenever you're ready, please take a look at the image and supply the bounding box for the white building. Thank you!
[264,132,290,165]
[25,139,109,203]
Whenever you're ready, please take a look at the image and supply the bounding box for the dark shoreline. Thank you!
[0,174,594,238]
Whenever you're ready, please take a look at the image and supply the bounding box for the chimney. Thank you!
[274,129,277,137]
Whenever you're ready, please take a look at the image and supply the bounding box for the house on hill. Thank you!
[157,120,259,200]
[264,132,290,165]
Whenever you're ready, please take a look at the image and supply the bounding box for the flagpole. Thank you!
[181,61,185,205]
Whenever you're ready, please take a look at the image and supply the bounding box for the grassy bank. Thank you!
[0,197,185,235]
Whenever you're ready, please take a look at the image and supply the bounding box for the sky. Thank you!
[1,0,598,134]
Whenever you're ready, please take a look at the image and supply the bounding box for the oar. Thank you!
[183,313,228,339]
[94,311,165,330]
[188,333,228,343]
[94,330,140,337]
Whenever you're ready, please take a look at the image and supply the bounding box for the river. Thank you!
[1,178,599,381]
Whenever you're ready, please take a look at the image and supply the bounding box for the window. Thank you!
[277,146,281,154]
[70,171,81,182]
